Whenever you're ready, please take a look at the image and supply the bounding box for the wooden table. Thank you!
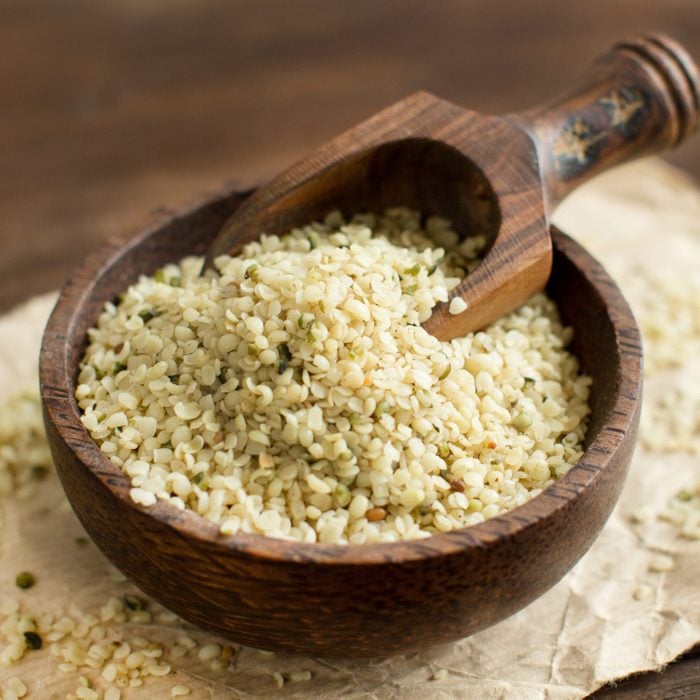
[2,1,698,695]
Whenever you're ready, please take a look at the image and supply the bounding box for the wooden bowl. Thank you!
[40,186,642,658]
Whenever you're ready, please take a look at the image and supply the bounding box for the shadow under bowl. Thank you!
[40,186,642,658]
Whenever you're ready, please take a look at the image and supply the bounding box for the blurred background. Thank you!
[3,0,700,312]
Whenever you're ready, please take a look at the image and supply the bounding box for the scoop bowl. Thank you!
[210,33,698,341]
[40,185,641,658]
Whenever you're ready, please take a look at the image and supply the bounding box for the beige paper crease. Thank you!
[0,158,698,699]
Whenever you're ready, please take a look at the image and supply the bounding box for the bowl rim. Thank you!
[39,185,642,566]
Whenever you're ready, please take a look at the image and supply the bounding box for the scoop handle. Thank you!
[517,34,699,212]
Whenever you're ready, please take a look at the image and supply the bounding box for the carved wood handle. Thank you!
[518,34,699,212]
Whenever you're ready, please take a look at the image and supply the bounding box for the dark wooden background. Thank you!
[3,0,699,695]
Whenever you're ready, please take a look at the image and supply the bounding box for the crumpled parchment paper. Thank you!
[0,158,698,699]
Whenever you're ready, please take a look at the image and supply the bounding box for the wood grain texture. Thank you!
[40,185,642,658]
[4,0,698,688]
[211,33,698,341]
[3,1,700,317]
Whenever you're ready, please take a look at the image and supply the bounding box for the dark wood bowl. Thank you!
[40,186,642,658]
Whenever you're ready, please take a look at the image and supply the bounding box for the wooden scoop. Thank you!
[210,34,699,340]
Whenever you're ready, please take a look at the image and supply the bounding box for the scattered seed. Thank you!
[124,595,146,611]
[649,554,675,573]
[23,632,42,650]
[366,507,387,522]
[448,297,468,315]
[30,465,49,480]
[15,572,35,590]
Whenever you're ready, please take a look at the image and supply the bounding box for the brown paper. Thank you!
[0,158,699,699]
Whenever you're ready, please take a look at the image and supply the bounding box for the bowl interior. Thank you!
[225,138,502,250]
